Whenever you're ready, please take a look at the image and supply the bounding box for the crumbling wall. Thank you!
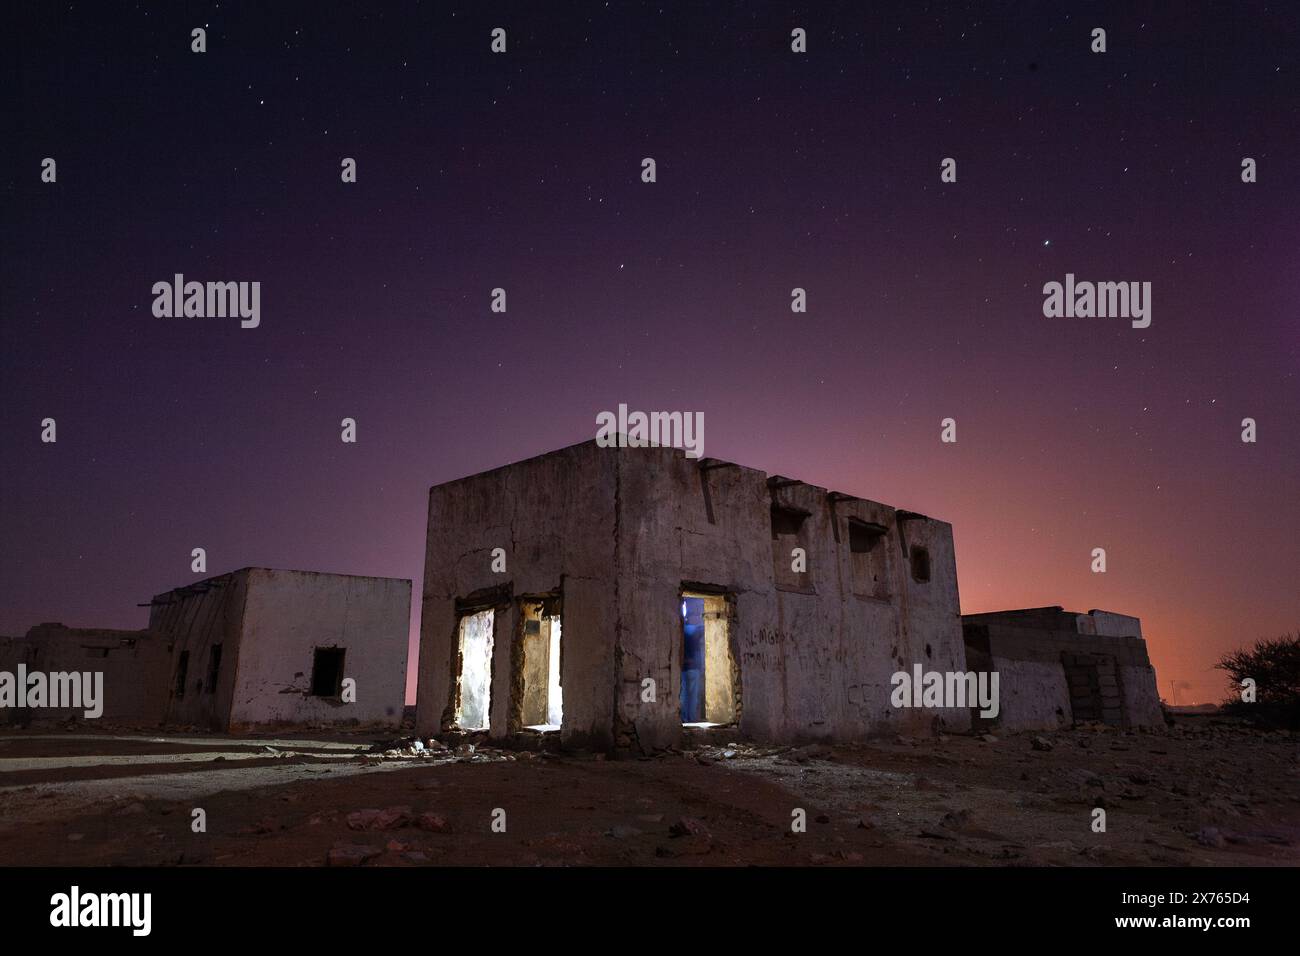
[611,446,766,750]
[962,611,1163,730]
[419,440,973,750]
[227,569,410,730]
[0,624,171,725]
[614,446,970,747]
[888,513,971,734]
[150,572,249,730]
[416,441,618,749]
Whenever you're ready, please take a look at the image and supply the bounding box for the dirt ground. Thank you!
[0,713,1296,867]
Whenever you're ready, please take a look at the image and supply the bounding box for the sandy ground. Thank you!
[0,714,1295,867]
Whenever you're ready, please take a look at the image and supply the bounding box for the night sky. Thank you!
[3,2,1297,705]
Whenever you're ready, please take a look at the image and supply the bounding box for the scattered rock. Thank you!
[346,809,380,831]
[1195,826,1226,848]
[1031,736,1054,752]
[941,809,971,831]
[327,843,382,867]
[669,816,711,839]
[793,744,831,763]
[416,812,450,832]
[918,828,956,841]
[373,806,413,830]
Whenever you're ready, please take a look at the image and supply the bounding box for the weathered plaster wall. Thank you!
[0,624,171,724]
[227,569,410,729]
[612,446,767,749]
[986,657,1072,731]
[614,446,969,747]
[416,441,619,749]
[419,441,972,750]
[151,568,409,731]
[150,572,250,730]
[892,514,970,733]
[962,610,1163,730]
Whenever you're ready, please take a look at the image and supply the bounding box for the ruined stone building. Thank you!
[0,624,171,725]
[2,568,411,731]
[961,607,1163,731]
[415,441,970,752]
[147,568,411,732]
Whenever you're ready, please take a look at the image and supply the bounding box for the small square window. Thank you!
[849,519,887,553]
[911,547,931,582]
[311,647,347,697]
[771,506,807,538]
[848,519,890,599]
[771,505,813,591]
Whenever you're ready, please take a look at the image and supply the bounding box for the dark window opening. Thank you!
[204,644,223,694]
[848,518,890,599]
[771,505,813,591]
[771,505,806,537]
[911,546,931,582]
[849,519,887,553]
[174,651,189,698]
[311,647,347,697]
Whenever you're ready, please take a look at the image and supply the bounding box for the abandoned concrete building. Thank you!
[146,568,411,732]
[0,623,172,724]
[415,440,971,752]
[961,607,1163,731]
[1,568,411,731]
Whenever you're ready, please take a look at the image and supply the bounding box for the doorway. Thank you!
[680,590,736,726]
[519,600,563,732]
[454,609,495,731]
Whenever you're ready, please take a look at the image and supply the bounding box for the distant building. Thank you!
[147,568,411,732]
[962,607,1163,731]
[1,568,411,731]
[0,624,171,725]
[415,440,970,751]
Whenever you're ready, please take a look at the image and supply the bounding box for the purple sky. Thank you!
[2,2,1297,704]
